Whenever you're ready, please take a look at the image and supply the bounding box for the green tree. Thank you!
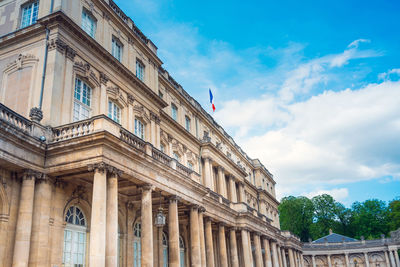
[310,194,337,239]
[333,202,353,237]
[279,196,314,242]
[350,199,389,239]
[388,198,400,231]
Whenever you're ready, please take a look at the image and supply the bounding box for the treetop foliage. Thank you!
[278,194,400,242]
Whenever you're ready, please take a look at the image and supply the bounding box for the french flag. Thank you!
[209,89,216,112]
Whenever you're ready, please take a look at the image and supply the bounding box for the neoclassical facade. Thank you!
[0,0,302,267]
[302,230,400,267]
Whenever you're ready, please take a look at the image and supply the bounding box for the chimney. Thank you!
[329,229,333,235]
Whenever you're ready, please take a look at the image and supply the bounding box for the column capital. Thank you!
[107,166,123,178]
[99,72,109,85]
[36,173,52,184]
[22,169,42,180]
[217,166,225,172]
[88,162,108,173]
[199,206,206,213]
[168,195,181,203]
[140,184,155,192]
[54,178,67,189]
[203,156,212,162]
[190,204,200,211]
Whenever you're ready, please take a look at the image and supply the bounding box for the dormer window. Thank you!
[20,1,39,28]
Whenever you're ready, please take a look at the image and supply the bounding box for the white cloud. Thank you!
[348,39,371,49]
[305,188,349,202]
[378,68,400,80]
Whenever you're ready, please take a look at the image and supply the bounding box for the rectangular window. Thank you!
[73,78,92,122]
[185,116,191,131]
[136,60,145,81]
[82,10,96,38]
[188,162,193,170]
[108,100,121,123]
[134,118,145,139]
[171,104,178,121]
[160,144,165,153]
[173,152,180,162]
[158,91,163,99]
[20,1,39,28]
[112,37,122,61]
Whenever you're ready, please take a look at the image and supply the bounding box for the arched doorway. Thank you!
[63,206,87,267]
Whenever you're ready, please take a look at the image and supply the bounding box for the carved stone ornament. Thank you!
[71,185,87,201]
[48,38,67,53]
[88,162,107,173]
[66,47,76,60]
[99,72,109,85]
[29,107,43,122]
[6,54,38,71]
[23,169,43,180]
[127,93,135,104]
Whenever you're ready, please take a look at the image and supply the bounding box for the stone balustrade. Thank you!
[52,118,94,141]
[0,103,32,134]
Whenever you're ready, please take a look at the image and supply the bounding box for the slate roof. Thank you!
[312,233,358,243]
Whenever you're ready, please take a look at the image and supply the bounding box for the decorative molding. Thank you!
[66,46,76,60]
[22,169,42,180]
[99,72,109,85]
[107,86,128,107]
[29,107,43,122]
[48,37,67,53]
[73,61,100,88]
[140,184,155,192]
[127,93,135,104]
[5,54,38,73]
[88,162,108,173]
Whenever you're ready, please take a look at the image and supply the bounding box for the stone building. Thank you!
[0,0,302,267]
[302,230,400,267]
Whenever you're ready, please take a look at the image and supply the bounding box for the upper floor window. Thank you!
[73,78,92,121]
[82,10,96,38]
[160,144,165,153]
[112,37,122,62]
[108,100,121,123]
[136,60,145,81]
[20,1,39,28]
[134,118,145,140]
[188,162,193,170]
[173,152,180,162]
[171,104,178,121]
[185,116,191,131]
[158,91,164,99]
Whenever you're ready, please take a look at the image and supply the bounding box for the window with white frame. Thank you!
[188,161,193,170]
[108,100,121,123]
[112,37,122,61]
[134,118,145,140]
[20,1,39,28]
[82,10,96,38]
[160,144,165,153]
[171,104,178,121]
[136,60,145,81]
[185,116,191,131]
[173,152,180,162]
[73,78,92,122]
[63,206,86,267]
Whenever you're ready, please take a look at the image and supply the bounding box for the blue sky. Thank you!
[115,0,400,206]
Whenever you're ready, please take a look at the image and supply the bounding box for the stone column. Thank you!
[150,116,156,145]
[241,229,252,267]
[301,254,305,267]
[384,251,390,267]
[217,167,227,198]
[141,185,154,267]
[254,233,263,267]
[394,250,400,267]
[229,176,238,202]
[168,196,180,267]
[248,231,254,266]
[155,118,161,148]
[89,163,108,267]
[229,228,239,267]
[12,170,38,267]
[106,168,121,267]
[157,227,163,267]
[190,206,201,267]
[238,182,246,203]
[205,218,215,267]
[312,255,316,267]
[198,208,206,267]
[281,248,287,267]
[263,238,273,267]
[218,224,228,267]
[327,255,332,267]
[288,249,295,267]
[203,158,212,189]
[29,175,53,267]
[345,253,350,267]
[271,242,280,267]
[363,253,370,267]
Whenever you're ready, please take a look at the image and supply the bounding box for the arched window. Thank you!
[179,236,185,267]
[63,206,87,267]
[162,232,168,267]
[133,222,141,267]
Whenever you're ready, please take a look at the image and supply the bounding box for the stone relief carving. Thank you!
[5,54,38,72]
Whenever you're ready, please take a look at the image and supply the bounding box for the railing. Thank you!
[0,103,32,134]
[120,128,146,153]
[152,147,172,166]
[176,162,193,177]
[52,119,94,142]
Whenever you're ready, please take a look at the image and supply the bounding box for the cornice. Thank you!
[37,11,168,110]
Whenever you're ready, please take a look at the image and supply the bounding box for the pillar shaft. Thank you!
[12,172,36,267]
[190,206,201,267]
[345,254,350,267]
[364,253,370,267]
[271,242,280,267]
[312,256,316,267]
[389,250,396,267]
[384,251,390,267]
[229,176,237,202]
[218,225,228,267]
[241,229,252,267]
[205,219,215,267]
[288,249,295,267]
[394,250,400,267]
[204,158,212,189]
[263,238,273,267]
[281,248,287,267]
[168,197,180,267]
[217,167,227,198]
[239,183,246,202]
[89,167,107,267]
[141,185,154,267]
[198,210,206,267]
[106,173,119,267]
[327,254,332,267]
[254,234,263,267]
[229,229,239,267]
